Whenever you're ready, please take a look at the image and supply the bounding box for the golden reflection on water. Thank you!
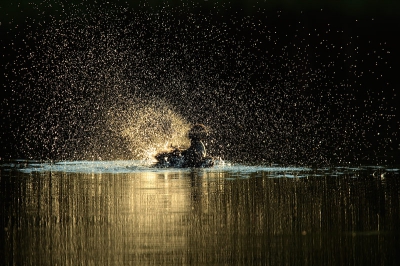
[1,169,400,265]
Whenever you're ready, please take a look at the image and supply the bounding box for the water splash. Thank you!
[107,99,191,160]
[1,0,397,165]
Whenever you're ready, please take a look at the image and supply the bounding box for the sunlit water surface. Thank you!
[1,160,399,265]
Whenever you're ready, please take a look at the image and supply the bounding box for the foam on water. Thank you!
[5,160,398,178]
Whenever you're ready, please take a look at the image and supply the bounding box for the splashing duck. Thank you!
[155,124,214,168]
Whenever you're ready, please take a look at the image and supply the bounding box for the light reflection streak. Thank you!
[1,164,399,265]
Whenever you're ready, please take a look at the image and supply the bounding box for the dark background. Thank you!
[1,0,399,165]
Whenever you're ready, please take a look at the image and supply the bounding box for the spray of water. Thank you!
[107,99,191,160]
[2,1,199,161]
[1,0,397,165]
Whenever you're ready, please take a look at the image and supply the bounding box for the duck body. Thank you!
[154,144,214,168]
[154,124,214,168]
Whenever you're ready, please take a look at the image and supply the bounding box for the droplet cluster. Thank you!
[1,0,397,165]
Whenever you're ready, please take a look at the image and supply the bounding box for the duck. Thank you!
[154,124,214,168]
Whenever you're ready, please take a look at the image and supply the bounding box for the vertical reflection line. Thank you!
[49,172,53,265]
[59,172,65,265]
[35,172,41,266]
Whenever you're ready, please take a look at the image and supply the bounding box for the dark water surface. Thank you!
[1,161,399,265]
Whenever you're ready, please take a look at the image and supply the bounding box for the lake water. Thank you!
[1,160,399,265]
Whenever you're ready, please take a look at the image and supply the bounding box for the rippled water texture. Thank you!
[1,161,399,265]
